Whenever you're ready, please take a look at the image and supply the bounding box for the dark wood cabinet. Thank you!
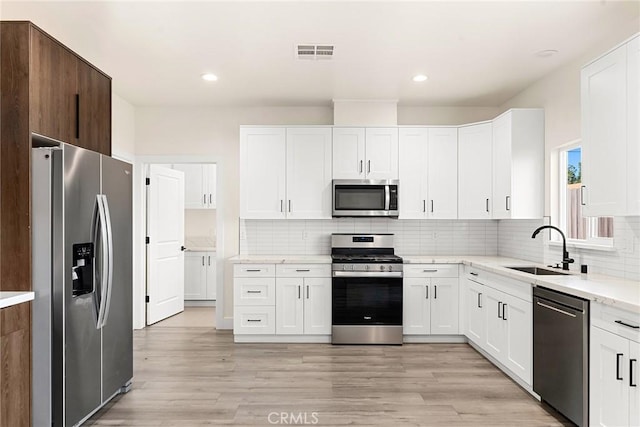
[78,61,112,156]
[0,21,113,425]
[30,28,77,145]
[0,303,31,427]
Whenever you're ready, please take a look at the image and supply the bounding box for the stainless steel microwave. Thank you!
[332,180,399,217]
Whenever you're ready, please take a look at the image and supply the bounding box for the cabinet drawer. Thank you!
[404,264,459,278]
[234,306,276,335]
[466,266,532,303]
[233,264,275,277]
[234,278,275,306]
[591,302,640,343]
[276,264,331,278]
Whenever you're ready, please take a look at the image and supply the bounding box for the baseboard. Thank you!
[403,335,467,343]
[184,300,216,307]
[234,335,332,343]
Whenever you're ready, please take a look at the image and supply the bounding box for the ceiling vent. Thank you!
[296,44,334,60]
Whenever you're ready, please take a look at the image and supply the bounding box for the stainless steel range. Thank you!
[331,234,403,345]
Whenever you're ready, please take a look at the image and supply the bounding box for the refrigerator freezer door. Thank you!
[100,155,134,401]
[60,144,103,426]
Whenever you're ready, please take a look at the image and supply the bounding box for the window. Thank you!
[558,143,613,246]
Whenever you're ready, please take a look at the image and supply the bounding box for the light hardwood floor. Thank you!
[86,326,571,426]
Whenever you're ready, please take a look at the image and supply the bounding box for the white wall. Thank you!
[111,93,136,162]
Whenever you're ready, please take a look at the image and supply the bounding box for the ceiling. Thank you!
[1,1,638,107]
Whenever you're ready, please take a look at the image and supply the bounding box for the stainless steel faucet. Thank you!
[531,225,575,271]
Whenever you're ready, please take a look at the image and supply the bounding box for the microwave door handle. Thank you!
[385,185,390,211]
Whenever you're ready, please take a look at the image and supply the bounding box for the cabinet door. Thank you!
[205,164,217,209]
[627,36,640,215]
[430,278,459,335]
[428,128,458,219]
[286,128,332,219]
[30,28,77,144]
[398,128,428,219]
[303,278,331,335]
[403,278,430,335]
[77,60,111,156]
[365,128,399,179]
[240,128,286,219]
[332,128,365,179]
[483,287,506,361]
[581,44,627,217]
[206,252,216,300]
[503,294,532,385]
[465,280,485,345]
[458,123,492,219]
[184,252,207,300]
[630,340,640,427]
[275,278,304,334]
[173,164,206,209]
[492,112,512,219]
[590,327,629,427]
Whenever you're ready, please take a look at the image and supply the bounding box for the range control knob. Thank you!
[387,265,393,271]
[380,265,384,271]
[365,265,369,271]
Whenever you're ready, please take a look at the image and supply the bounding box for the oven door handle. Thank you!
[332,271,403,278]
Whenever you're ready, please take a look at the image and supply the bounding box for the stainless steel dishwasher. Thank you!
[533,286,589,427]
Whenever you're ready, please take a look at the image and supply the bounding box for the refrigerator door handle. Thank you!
[99,194,114,328]
[95,195,109,328]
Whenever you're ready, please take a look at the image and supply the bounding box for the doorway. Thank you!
[132,156,224,330]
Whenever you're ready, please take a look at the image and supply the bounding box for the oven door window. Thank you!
[334,185,386,211]
[332,277,402,325]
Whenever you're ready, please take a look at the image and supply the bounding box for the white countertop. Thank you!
[0,291,35,309]
[229,255,332,264]
[231,254,640,313]
[185,236,216,252]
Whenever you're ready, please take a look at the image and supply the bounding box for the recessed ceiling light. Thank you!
[413,74,428,82]
[535,49,559,58]
[201,73,218,82]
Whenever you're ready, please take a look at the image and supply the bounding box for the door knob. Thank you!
[180,246,187,251]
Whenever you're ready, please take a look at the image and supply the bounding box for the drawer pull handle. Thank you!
[296,269,310,272]
[616,353,624,381]
[246,290,262,294]
[246,269,262,272]
[631,359,637,387]
[247,319,262,322]
[423,269,438,273]
[470,272,478,276]
[615,320,640,329]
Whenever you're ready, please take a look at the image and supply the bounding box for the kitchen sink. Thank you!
[506,266,570,276]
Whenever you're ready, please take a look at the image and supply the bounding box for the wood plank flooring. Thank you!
[86,326,572,426]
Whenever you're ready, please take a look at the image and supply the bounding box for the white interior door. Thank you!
[146,165,185,325]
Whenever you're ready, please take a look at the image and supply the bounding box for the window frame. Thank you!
[554,140,614,249]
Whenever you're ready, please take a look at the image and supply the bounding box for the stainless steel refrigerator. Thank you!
[32,141,133,426]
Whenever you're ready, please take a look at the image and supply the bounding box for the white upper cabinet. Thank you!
[492,109,544,219]
[399,127,457,219]
[172,164,216,210]
[240,127,331,219]
[240,127,287,219]
[581,38,632,217]
[428,128,458,219]
[286,128,332,219]
[365,128,399,180]
[332,127,398,179]
[580,33,640,217]
[627,35,640,215]
[458,122,493,219]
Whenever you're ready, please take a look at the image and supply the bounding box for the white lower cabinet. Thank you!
[184,251,216,300]
[234,263,331,340]
[590,302,640,427]
[403,265,459,335]
[463,267,532,386]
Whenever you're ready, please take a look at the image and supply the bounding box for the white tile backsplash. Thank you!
[497,216,640,281]
[240,219,499,256]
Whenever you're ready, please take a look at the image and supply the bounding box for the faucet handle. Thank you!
[564,258,575,264]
